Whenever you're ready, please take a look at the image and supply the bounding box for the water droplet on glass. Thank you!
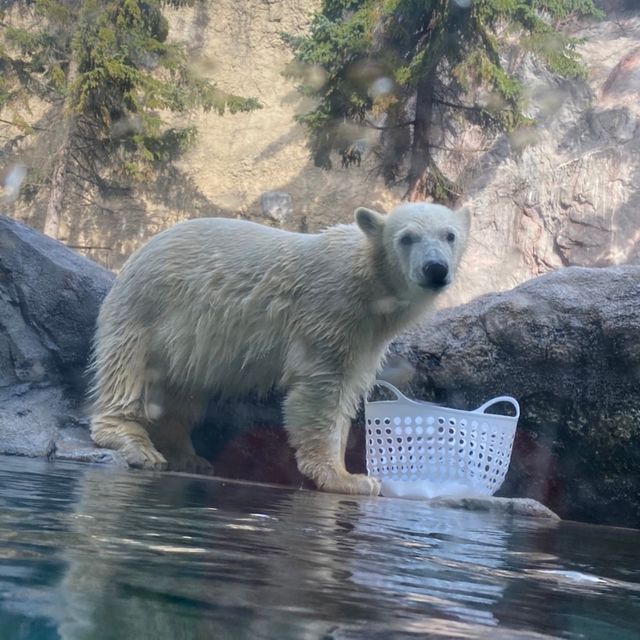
[3,165,27,202]
[370,77,394,97]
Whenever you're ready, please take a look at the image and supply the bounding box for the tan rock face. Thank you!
[454,10,640,304]
[4,3,640,304]
[161,0,399,236]
[2,0,399,270]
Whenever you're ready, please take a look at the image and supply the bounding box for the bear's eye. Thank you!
[399,234,415,247]
[446,231,456,243]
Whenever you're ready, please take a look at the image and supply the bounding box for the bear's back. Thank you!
[135,217,310,264]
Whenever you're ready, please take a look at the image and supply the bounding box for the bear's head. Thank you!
[355,202,470,294]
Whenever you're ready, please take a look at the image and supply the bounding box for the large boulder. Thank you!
[392,265,640,527]
[0,215,119,463]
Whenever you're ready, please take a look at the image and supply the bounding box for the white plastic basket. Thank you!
[365,381,519,498]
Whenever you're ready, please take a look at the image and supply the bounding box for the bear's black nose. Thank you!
[422,261,449,288]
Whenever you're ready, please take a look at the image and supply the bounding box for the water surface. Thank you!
[0,457,638,639]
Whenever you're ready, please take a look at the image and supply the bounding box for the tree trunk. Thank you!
[44,59,78,239]
[44,151,68,238]
[405,76,435,202]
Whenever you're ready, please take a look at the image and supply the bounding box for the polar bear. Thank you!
[89,202,470,495]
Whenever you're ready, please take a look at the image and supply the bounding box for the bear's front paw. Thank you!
[319,472,381,496]
[123,444,168,470]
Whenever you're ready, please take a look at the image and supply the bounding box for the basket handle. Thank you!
[474,396,520,419]
[366,380,412,404]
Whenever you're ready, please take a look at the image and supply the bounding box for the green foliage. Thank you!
[287,0,602,201]
[0,0,261,193]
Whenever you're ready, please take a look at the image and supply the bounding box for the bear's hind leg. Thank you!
[91,414,167,469]
[150,399,213,476]
[284,382,380,496]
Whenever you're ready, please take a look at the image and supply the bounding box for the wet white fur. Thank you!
[89,202,470,494]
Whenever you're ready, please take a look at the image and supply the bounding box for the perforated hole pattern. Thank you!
[365,408,517,495]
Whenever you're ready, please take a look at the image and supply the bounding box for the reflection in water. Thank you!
[0,457,639,640]
[350,502,510,630]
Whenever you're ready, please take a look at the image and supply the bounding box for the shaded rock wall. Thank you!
[392,265,640,527]
[0,214,118,463]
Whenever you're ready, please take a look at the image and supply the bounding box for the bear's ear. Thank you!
[454,206,471,237]
[355,207,385,239]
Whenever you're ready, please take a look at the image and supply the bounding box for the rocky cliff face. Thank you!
[3,2,640,303]
[457,8,640,303]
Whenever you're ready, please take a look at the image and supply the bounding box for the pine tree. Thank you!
[287,0,602,202]
[0,0,260,237]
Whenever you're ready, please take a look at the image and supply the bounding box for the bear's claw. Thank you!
[124,445,168,471]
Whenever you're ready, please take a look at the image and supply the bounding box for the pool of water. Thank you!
[0,457,639,640]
